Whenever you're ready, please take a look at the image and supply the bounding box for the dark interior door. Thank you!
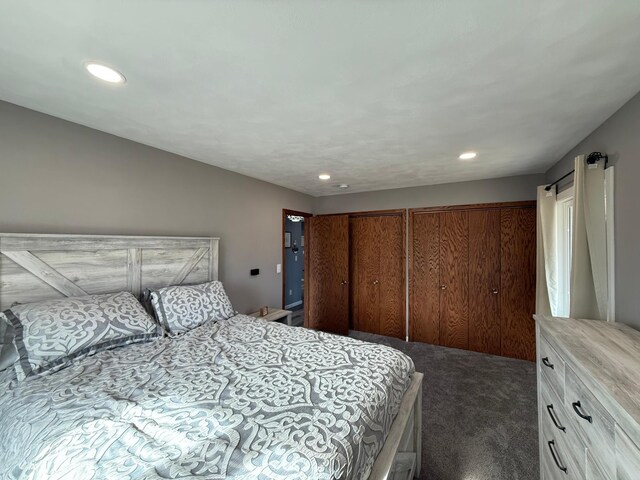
[439,210,469,349]
[306,215,349,335]
[500,207,536,361]
[468,209,501,355]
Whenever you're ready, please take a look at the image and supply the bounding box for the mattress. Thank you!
[0,315,415,480]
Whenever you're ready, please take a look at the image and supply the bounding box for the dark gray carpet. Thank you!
[349,331,539,480]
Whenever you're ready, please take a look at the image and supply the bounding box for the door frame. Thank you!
[282,209,313,311]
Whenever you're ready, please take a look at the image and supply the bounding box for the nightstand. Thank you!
[248,308,293,326]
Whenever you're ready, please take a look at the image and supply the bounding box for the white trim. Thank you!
[605,166,615,322]
[555,187,574,317]
[284,300,303,309]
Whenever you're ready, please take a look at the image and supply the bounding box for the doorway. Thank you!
[282,209,312,326]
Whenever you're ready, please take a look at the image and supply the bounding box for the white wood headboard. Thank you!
[0,234,219,310]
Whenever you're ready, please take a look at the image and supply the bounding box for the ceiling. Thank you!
[1,1,640,196]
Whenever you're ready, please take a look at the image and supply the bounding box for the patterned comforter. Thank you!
[0,315,415,480]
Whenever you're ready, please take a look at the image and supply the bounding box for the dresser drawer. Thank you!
[565,366,616,479]
[615,425,640,480]
[539,335,566,401]
[539,379,585,479]
[541,441,570,480]
[541,415,582,480]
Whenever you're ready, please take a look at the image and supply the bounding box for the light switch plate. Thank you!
[276,263,281,273]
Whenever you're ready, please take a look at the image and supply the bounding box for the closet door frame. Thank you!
[408,201,535,343]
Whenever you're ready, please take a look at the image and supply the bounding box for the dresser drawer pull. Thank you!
[546,404,566,432]
[571,401,593,423]
[542,357,554,369]
[547,440,568,474]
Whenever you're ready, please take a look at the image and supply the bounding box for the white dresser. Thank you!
[535,315,640,480]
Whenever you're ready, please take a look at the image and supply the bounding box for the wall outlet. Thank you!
[276,263,281,274]
[289,289,292,296]
[294,255,297,262]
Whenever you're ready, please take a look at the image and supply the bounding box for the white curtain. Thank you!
[570,155,609,320]
[536,185,558,316]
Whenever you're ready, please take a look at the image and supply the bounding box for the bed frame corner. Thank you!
[368,371,424,480]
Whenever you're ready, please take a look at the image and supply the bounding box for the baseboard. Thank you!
[285,300,302,309]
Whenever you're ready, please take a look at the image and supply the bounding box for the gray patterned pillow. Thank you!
[0,316,18,372]
[4,292,159,380]
[150,281,234,335]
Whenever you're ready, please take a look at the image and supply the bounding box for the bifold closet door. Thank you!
[439,211,469,349]
[410,212,440,344]
[410,202,536,360]
[468,209,501,355]
[500,207,536,361]
[378,215,404,338]
[351,216,381,334]
[306,215,349,335]
[350,215,404,339]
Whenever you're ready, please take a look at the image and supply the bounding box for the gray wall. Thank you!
[0,101,314,314]
[546,91,640,330]
[314,174,544,214]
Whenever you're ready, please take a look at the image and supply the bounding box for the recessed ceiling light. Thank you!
[318,173,331,181]
[459,152,477,160]
[84,62,126,84]
[338,184,349,189]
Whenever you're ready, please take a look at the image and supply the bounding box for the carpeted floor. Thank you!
[349,331,539,480]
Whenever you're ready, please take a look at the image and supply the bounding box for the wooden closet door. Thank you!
[500,207,536,361]
[378,215,404,339]
[350,216,381,334]
[306,215,349,335]
[410,212,440,344]
[439,211,469,349]
[468,209,501,355]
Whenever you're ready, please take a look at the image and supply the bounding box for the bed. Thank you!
[0,234,423,480]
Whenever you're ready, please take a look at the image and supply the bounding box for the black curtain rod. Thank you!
[544,152,608,192]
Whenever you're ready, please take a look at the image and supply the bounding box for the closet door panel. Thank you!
[348,218,358,331]
[468,209,501,355]
[500,207,536,361]
[351,217,381,334]
[439,211,469,349]
[410,213,440,343]
[306,215,350,335]
[379,215,404,339]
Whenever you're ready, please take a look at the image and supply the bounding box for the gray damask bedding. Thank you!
[0,315,414,480]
